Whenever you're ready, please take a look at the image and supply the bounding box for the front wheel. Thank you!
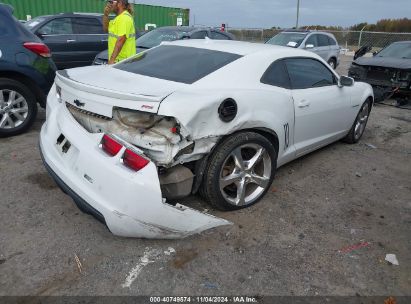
[343,100,371,144]
[328,58,336,69]
[201,132,277,210]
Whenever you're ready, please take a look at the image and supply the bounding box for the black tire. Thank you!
[201,132,277,211]
[0,78,38,137]
[328,58,337,69]
[343,99,371,144]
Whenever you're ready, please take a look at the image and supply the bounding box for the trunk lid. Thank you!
[56,66,187,117]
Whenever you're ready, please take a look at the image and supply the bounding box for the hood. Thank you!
[354,56,411,70]
[55,66,187,116]
[95,47,148,61]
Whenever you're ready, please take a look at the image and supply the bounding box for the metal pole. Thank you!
[358,25,367,49]
[296,0,300,29]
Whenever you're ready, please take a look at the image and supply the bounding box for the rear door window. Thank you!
[327,36,337,46]
[318,34,330,47]
[115,45,242,84]
[38,18,73,35]
[74,18,103,34]
[261,60,291,89]
[285,58,336,89]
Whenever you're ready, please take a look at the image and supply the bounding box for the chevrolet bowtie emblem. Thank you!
[74,99,85,107]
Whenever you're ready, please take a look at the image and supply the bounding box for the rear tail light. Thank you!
[23,42,51,58]
[100,134,149,171]
[122,149,149,171]
[101,134,122,156]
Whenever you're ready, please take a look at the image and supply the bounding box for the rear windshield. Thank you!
[25,16,46,29]
[115,45,242,84]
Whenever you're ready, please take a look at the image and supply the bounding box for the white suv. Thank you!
[266,30,341,69]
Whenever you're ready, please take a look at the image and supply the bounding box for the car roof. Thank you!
[0,3,13,15]
[35,12,103,19]
[164,39,317,57]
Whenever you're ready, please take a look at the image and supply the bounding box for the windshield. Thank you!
[377,42,411,59]
[24,16,46,30]
[115,45,242,84]
[266,32,306,48]
[136,29,188,49]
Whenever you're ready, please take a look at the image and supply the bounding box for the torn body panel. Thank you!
[40,91,231,238]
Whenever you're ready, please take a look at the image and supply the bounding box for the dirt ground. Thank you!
[0,56,410,296]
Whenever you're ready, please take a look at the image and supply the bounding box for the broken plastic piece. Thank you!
[385,254,399,265]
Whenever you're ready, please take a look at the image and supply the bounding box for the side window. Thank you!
[74,18,103,34]
[209,31,230,40]
[38,18,73,35]
[190,31,207,39]
[305,34,318,47]
[285,58,336,89]
[327,36,337,46]
[318,34,330,47]
[261,60,291,89]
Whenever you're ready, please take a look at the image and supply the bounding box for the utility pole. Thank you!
[296,0,300,29]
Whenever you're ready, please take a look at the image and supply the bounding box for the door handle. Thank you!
[66,39,76,43]
[101,39,108,42]
[298,100,311,108]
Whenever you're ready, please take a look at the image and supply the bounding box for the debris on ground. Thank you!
[338,242,370,253]
[122,248,158,288]
[355,172,362,177]
[385,254,399,266]
[365,143,377,149]
[74,254,82,273]
[164,247,176,256]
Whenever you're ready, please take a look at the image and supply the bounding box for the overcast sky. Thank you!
[134,0,411,28]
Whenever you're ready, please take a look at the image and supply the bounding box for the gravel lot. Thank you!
[0,56,410,296]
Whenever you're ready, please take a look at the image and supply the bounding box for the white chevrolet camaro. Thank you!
[40,39,373,238]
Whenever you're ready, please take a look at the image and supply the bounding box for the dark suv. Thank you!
[25,13,108,69]
[0,4,56,137]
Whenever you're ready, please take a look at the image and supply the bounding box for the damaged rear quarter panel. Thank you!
[157,87,295,166]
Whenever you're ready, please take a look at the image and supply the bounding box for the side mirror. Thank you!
[339,76,354,87]
[372,51,378,56]
[305,44,314,49]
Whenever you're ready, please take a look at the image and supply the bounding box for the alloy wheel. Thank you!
[354,102,369,140]
[219,143,272,206]
[0,89,29,129]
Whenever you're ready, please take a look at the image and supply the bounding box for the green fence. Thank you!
[1,0,189,30]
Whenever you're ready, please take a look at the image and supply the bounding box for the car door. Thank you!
[284,58,352,156]
[317,34,332,61]
[73,17,108,67]
[36,17,79,69]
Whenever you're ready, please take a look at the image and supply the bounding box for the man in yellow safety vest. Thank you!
[103,0,136,64]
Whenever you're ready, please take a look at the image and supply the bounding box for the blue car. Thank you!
[0,4,56,137]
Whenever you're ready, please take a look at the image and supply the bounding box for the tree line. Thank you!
[289,18,411,32]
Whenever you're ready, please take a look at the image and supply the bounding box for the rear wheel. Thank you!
[0,78,37,137]
[201,132,277,210]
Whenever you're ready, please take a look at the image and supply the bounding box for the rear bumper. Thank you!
[39,93,230,239]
